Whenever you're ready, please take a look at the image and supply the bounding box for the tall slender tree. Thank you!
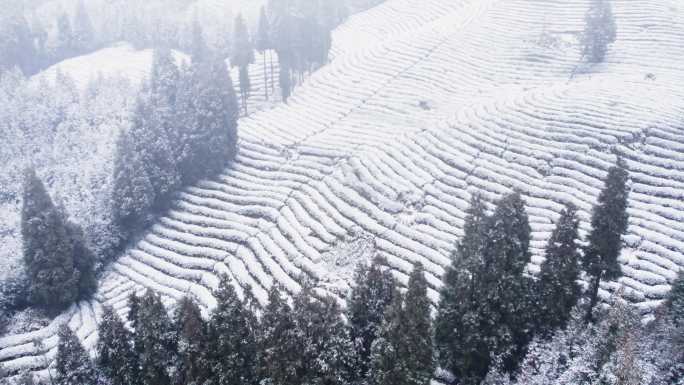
[205,275,258,385]
[256,6,272,100]
[537,203,582,333]
[97,306,139,385]
[401,265,435,385]
[290,283,354,385]
[54,12,74,60]
[55,326,100,385]
[134,290,177,385]
[582,0,617,63]
[257,285,299,385]
[72,0,95,53]
[231,14,255,115]
[666,270,684,328]
[347,257,396,381]
[435,192,535,384]
[22,169,94,312]
[368,292,404,385]
[583,159,629,322]
[369,265,433,385]
[174,56,239,184]
[174,297,209,385]
[435,194,489,381]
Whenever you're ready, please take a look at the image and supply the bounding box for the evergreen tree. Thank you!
[347,257,396,381]
[189,16,208,62]
[137,48,181,200]
[583,159,629,322]
[110,127,155,234]
[256,6,271,99]
[55,325,100,385]
[68,222,97,299]
[174,57,239,184]
[401,265,435,385]
[481,192,535,371]
[435,192,534,384]
[368,290,404,385]
[54,12,74,60]
[369,265,433,385]
[22,169,79,311]
[134,290,177,385]
[97,306,139,385]
[205,275,258,385]
[292,285,354,385]
[434,195,489,382]
[231,14,255,115]
[582,0,617,63]
[257,285,299,385]
[72,0,95,53]
[174,297,209,385]
[666,270,684,328]
[0,8,39,74]
[537,203,581,333]
[127,292,142,333]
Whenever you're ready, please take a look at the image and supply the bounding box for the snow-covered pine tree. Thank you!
[582,0,617,63]
[127,292,141,333]
[22,169,79,311]
[110,125,155,234]
[436,192,534,384]
[174,56,239,185]
[256,6,271,100]
[72,0,95,54]
[291,284,354,385]
[189,16,208,63]
[257,285,299,385]
[55,325,101,385]
[401,265,434,385]
[134,290,177,385]
[54,12,74,61]
[142,48,181,200]
[434,194,490,385]
[231,14,255,115]
[347,257,397,381]
[537,203,581,333]
[67,221,97,300]
[481,192,535,371]
[97,306,139,385]
[173,297,209,385]
[0,7,39,74]
[667,270,684,328]
[583,158,629,322]
[368,290,404,385]
[205,275,258,385]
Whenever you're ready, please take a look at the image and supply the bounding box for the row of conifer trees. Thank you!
[35,158,678,385]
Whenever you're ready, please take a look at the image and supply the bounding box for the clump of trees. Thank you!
[48,261,433,385]
[262,0,349,102]
[582,0,617,63]
[435,159,631,384]
[0,0,97,75]
[21,168,96,313]
[111,46,239,238]
[22,157,683,385]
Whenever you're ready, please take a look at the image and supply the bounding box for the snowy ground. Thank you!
[2,0,684,380]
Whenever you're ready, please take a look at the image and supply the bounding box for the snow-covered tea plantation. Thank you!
[2,0,684,379]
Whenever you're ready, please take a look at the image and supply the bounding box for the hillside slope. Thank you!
[2,0,684,380]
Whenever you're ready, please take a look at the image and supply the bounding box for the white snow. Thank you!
[3,0,684,380]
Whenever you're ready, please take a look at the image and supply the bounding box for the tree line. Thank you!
[11,43,240,317]
[10,158,682,384]
[0,0,97,76]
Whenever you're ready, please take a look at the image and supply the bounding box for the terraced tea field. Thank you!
[2,0,683,380]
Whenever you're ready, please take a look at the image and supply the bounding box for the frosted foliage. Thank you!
[0,69,137,282]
